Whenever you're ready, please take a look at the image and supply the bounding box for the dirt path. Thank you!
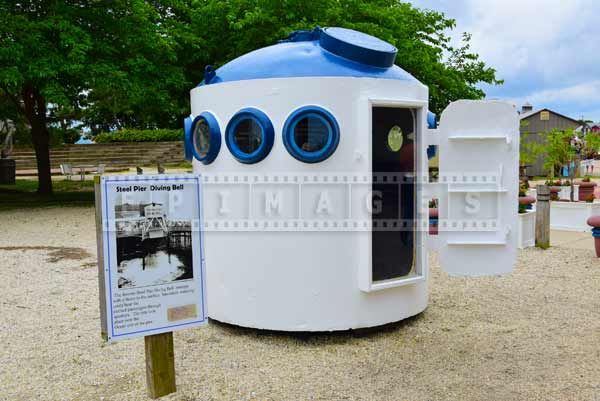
[0,207,599,400]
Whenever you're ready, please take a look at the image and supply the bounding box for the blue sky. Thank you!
[407,0,600,122]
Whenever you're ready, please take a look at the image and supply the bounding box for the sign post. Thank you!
[145,332,176,398]
[95,174,206,398]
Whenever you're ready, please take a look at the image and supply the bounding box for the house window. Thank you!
[540,111,550,121]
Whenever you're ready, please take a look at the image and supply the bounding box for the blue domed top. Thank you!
[200,27,418,86]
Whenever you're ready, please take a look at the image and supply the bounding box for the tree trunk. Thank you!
[570,154,582,202]
[32,125,52,195]
[570,173,574,202]
[22,85,52,195]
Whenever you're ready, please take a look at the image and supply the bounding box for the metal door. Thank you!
[427,100,519,276]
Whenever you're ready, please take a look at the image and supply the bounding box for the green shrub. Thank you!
[61,128,81,144]
[95,129,182,143]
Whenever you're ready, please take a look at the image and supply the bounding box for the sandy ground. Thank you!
[0,207,599,401]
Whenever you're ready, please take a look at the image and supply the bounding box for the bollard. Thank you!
[586,216,600,257]
[535,184,550,249]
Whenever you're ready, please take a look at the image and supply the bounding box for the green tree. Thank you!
[1,0,500,195]
[0,1,187,194]
[179,0,501,116]
[581,131,600,160]
[519,121,544,177]
[542,129,575,180]
[540,128,600,201]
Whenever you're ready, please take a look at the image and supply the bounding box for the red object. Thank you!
[586,215,600,227]
[577,181,597,202]
[548,186,561,201]
[549,186,561,193]
[586,216,600,257]
[518,196,536,205]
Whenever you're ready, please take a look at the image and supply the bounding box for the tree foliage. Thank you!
[179,0,501,115]
[580,131,600,160]
[519,121,544,168]
[95,128,182,143]
[0,0,501,195]
[540,128,600,200]
[541,129,575,179]
[0,0,187,193]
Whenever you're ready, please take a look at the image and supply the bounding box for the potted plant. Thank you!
[546,180,560,201]
[518,189,536,212]
[577,176,597,202]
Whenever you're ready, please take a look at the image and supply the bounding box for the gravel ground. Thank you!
[0,207,599,401]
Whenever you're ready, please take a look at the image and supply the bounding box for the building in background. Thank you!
[577,121,600,135]
[519,103,581,177]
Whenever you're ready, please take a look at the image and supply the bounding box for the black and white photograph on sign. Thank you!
[115,202,193,289]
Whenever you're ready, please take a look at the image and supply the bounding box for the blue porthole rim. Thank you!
[190,112,221,165]
[183,115,193,162]
[283,105,340,163]
[225,107,275,164]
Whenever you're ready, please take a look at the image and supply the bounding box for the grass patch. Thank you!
[159,161,193,170]
[0,179,95,210]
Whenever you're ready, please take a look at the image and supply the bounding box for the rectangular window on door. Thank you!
[371,107,416,281]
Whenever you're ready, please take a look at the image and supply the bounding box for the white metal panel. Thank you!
[431,100,519,276]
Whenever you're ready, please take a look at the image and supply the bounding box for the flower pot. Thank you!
[586,215,600,257]
[552,202,600,231]
[577,181,597,202]
[557,185,579,201]
[518,195,536,206]
[518,210,536,248]
[429,207,438,235]
[519,195,536,212]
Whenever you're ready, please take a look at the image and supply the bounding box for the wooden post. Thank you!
[145,332,176,399]
[535,184,550,249]
[144,169,175,398]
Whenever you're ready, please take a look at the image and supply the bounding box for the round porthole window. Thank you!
[191,112,221,164]
[226,108,274,164]
[283,106,340,163]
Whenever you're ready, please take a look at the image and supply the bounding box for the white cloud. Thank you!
[408,0,600,120]
[511,81,600,106]
[462,0,600,83]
